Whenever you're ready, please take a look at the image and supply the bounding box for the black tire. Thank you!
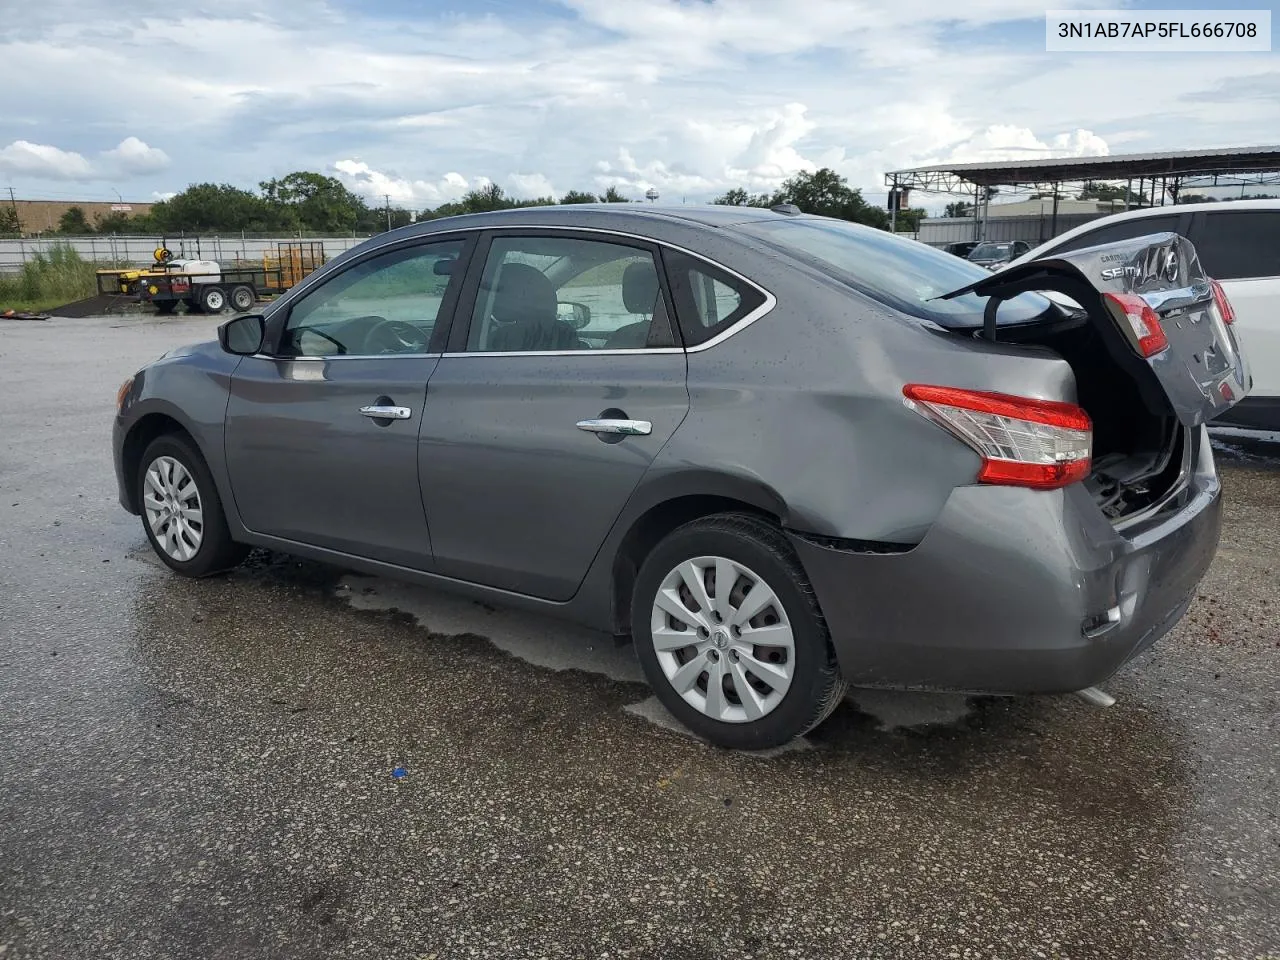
[154,300,178,315]
[199,284,227,313]
[185,298,203,314]
[631,513,847,750]
[137,433,248,577]
[229,285,256,313]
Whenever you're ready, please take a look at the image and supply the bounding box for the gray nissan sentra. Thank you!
[112,204,1249,749]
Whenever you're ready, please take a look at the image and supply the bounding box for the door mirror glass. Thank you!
[218,314,265,355]
[557,301,591,329]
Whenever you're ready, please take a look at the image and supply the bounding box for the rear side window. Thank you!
[1049,214,1181,255]
[664,252,766,346]
[1192,211,1280,280]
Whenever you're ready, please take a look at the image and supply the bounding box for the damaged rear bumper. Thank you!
[790,427,1222,694]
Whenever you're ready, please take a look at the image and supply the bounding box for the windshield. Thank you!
[737,218,1054,327]
[970,242,1012,259]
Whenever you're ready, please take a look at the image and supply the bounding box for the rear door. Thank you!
[416,230,689,600]
[1187,208,1280,398]
[945,233,1249,427]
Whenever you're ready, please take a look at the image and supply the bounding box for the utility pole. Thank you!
[384,194,392,231]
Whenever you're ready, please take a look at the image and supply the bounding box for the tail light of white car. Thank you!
[903,385,1092,490]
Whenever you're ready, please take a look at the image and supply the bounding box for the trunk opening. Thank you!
[977,315,1187,523]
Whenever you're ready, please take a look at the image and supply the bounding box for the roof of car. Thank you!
[403,203,796,235]
[1067,197,1280,220]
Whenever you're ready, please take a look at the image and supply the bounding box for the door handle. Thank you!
[576,418,651,436]
[360,404,412,420]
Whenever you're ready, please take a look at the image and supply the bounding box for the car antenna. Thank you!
[770,203,801,215]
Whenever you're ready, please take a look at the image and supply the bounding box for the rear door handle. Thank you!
[576,418,652,436]
[360,404,412,420]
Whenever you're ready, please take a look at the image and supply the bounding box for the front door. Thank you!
[418,231,689,600]
[224,236,470,569]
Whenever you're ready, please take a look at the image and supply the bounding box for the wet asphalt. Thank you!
[1,314,1277,960]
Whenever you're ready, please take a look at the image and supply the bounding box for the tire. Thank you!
[185,298,203,314]
[631,513,848,750]
[229,285,256,313]
[199,285,227,313]
[138,434,249,577]
[154,300,178,315]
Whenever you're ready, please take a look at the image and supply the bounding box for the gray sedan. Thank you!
[113,205,1248,748]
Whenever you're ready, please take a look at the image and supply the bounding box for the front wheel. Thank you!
[138,434,248,577]
[631,513,847,750]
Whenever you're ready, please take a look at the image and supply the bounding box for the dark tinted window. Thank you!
[1048,214,1180,255]
[737,218,1054,328]
[664,251,766,346]
[1192,211,1280,280]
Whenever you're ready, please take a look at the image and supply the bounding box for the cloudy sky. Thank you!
[1,0,1276,210]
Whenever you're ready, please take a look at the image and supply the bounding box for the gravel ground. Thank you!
[1,314,1277,960]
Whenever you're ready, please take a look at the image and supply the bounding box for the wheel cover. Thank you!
[232,288,253,309]
[143,456,204,562]
[650,555,795,723]
[205,289,225,309]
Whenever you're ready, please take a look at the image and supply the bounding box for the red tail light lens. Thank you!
[1209,278,1235,324]
[1104,292,1168,357]
[903,385,1092,490]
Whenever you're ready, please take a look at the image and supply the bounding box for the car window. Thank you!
[1047,214,1181,256]
[281,240,464,357]
[737,218,1053,328]
[663,252,766,346]
[466,236,672,352]
[1192,211,1280,281]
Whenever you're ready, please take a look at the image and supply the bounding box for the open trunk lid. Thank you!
[939,232,1250,428]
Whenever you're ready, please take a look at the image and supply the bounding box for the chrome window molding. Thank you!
[441,347,684,358]
[251,352,442,361]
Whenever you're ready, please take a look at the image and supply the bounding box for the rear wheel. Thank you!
[138,434,248,577]
[229,285,256,313]
[631,513,847,750]
[199,285,227,313]
[154,300,178,315]
[184,298,203,314]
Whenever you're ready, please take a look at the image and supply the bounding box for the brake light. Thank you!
[1210,278,1235,324]
[1103,292,1168,357]
[903,385,1092,490]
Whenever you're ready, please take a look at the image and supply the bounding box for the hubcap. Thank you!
[650,555,795,724]
[206,290,224,309]
[143,456,204,562]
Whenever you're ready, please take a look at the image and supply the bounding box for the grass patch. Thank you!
[0,244,125,313]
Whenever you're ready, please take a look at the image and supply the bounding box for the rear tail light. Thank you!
[903,385,1092,490]
[1103,292,1168,357]
[1209,278,1235,324]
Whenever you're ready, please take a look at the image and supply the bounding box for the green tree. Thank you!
[0,205,19,236]
[1079,181,1147,205]
[260,171,366,232]
[943,201,973,218]
[94,210,153,234]
[602,186,629,203]
[894,207,928,232]
[769,168,888,228]
[560,189,598,204]
[152,183,284,232]
[712,187,771,206]
[57,206,93,234]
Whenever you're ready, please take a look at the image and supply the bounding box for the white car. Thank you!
[1012,199,1280,432]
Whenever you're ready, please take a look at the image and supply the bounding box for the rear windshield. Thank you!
[970,242,1012,259]
[737,218,1055,328]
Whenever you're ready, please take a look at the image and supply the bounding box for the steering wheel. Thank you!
[364,318,430,354]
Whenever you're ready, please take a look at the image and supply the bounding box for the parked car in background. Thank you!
[1013,199,1280,431]
[968,240,1033,269]
[113,205,1244,749]
[942,240,981,258]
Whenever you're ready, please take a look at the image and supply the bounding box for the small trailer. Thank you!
[96,241,326,315]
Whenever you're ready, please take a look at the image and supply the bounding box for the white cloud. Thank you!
[507,173,558,200]
[0,140,93,180]
[940,126,1110,164]
[102,137,170,175]
[332,159,472,207]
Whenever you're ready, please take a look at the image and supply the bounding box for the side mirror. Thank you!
[218,314,265,355]
[557,301,591,330]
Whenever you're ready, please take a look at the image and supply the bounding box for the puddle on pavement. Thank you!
[331,572,980,744]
